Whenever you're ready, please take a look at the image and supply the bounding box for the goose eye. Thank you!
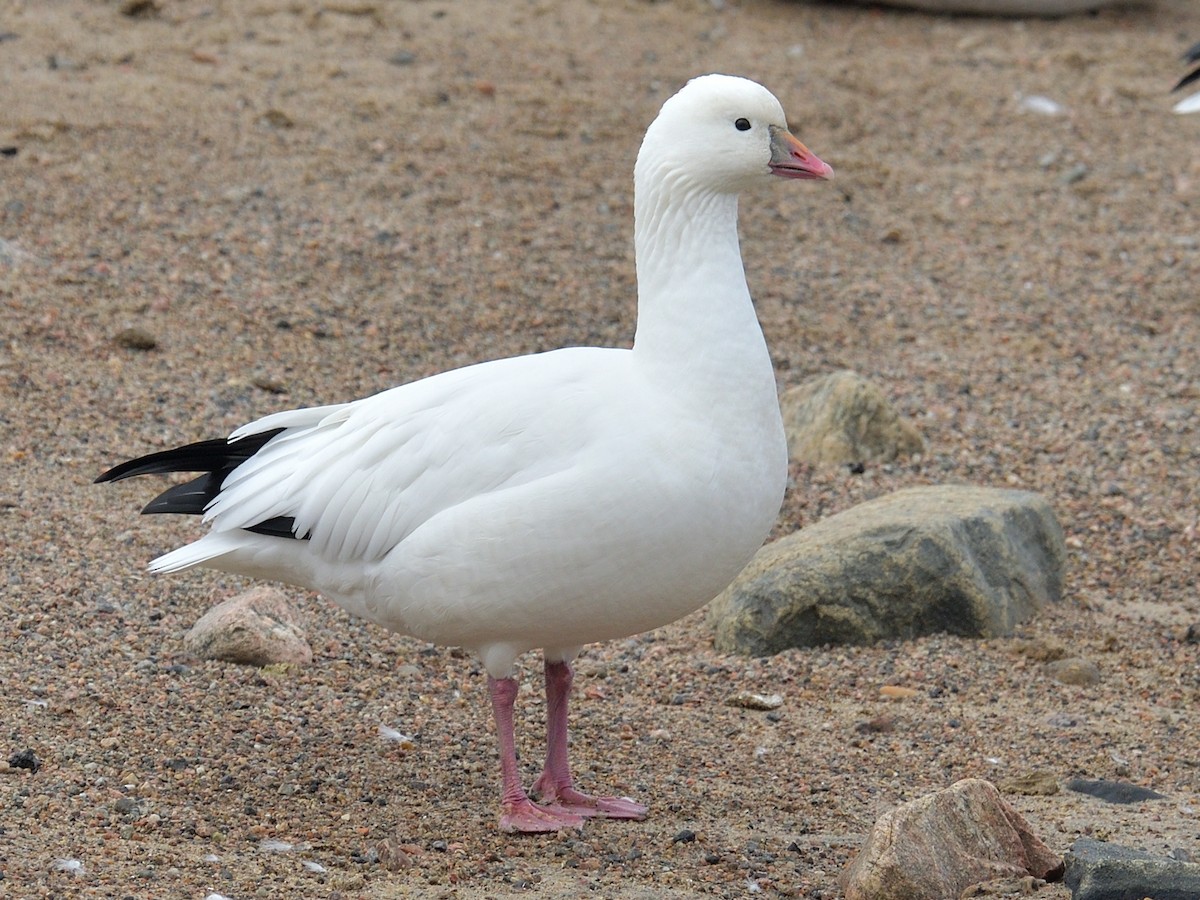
[734,117,751,132]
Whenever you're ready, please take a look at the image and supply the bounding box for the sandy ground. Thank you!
[1,0,1198,897]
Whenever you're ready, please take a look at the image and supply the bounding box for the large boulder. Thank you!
[709,485,1065,656]
[1063,838,1200,900]
[779,370,922,468]
[184,586,313,667]
[840,778,1063,900]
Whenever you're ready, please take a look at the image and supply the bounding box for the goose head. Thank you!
[637,73,833,196]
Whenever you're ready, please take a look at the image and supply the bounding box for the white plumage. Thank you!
[99,73,833,832]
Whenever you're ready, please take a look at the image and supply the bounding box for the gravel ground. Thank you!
[1,1,1198,897]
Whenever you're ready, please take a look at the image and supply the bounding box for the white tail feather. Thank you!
[149,535,240,573]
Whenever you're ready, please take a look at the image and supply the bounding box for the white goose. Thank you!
[98,73,833,833]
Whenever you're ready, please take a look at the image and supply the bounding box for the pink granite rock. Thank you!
[841,778,1063,900]
[184,587,313,667]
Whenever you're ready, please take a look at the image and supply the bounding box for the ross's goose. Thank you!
[1174,42,1200,114]
[97,73,833,833]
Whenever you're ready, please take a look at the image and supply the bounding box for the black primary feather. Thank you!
[1174,41,1200,93]
[95,428,307,539]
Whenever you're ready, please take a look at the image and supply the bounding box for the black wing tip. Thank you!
[140,474,219,516]
[95,429,286,485]
[95,459,148,484]
[1174,41,1200,94]
[1174,68,1200,94]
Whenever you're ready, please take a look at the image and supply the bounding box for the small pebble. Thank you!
[113,327,158,350]
[726,691,783,710]
[121,0,161,16]
[1046,657,1101,686]
[1018,94,1066,116]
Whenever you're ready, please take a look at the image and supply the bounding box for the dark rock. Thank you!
[260,109,295,129]
[840,778,1063,900]
[709,486,1066,655]
[8,749,40,773]
[1064,778,1166,804]
[841,1,1124,17]
[1063,838,1200,900]
[672,829,697,844]
[120,0,161,17]
[113,326,158,351]
[779,370,922,467]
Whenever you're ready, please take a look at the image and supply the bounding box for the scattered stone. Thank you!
[672,829,697,844]
[725,691,783,710]
[855,715,896,734]
[183,587,313,667]
[1064,778,1166,804]
[840,778,1063,900]
[251,372,289,394]
[839,0,1123,16]
[113,326,158,351]
[47,54,84,71]
[388,50,416,66]
[8,748,41,773]
[1019,94,1067,116]
[779,370,922,468]
[1045,712,1080,728]
[120,0,161,17]
[260,109,295,129]
[709,486,1066,655]
[375,837,415,871]
[1007,637,1069,662]
[1178,623,1199,644]
[960,875,1046,897]
[999,771,1059,796]
[1045,657,1100,686]
[879,685,919,700]
[1063,838,1200,900]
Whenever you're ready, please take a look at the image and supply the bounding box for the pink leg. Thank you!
[488,675,584,833]
[531,660,648,820]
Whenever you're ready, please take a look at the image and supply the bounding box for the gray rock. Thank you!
[184,586,313,667]
[1046,657,1101,686]
[779,370,922,468]
[1064,779,1166,804]
[709,485,1065,655]
[840,778,1063,900]
[1063,838,1200,900]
